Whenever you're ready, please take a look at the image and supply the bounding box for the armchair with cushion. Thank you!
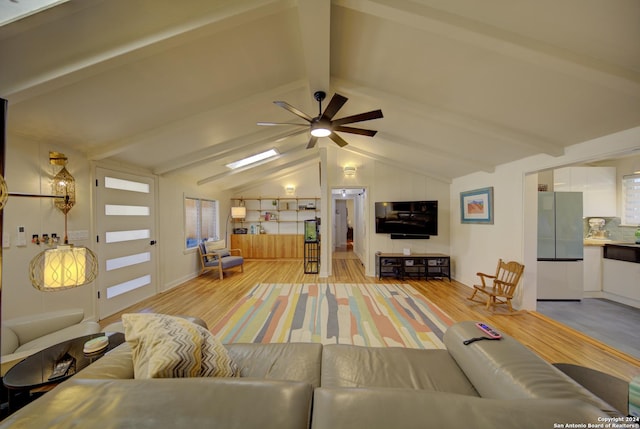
[198,240,244,280]
[1,308,101,376]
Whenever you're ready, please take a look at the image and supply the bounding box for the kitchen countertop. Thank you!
[583,238,615,246]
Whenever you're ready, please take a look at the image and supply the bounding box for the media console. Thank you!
[377,253,451,281]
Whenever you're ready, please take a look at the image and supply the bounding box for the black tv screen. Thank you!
[375,201,438,237]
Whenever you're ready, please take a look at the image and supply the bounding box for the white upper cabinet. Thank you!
[553,167,616,217]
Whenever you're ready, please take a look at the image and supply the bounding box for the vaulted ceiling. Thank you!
[1,0,639,190]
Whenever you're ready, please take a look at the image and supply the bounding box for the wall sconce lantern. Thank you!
[50,152,76,215]
[28,152,98,292]
[285,185,295,195]
[343,166,356,177]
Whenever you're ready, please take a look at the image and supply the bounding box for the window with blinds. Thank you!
[622,173,640,225]
[185,197,219,249]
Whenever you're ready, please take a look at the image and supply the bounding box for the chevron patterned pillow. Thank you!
[122,313,238,379]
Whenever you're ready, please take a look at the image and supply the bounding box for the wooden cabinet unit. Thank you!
[230,234,304,259]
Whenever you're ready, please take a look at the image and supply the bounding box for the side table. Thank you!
[2,332,125,413]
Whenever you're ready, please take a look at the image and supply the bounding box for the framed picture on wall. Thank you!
[460,187,494,224]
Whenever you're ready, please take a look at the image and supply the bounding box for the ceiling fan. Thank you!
[257,91,383,149]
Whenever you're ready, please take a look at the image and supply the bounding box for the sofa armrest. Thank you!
[3,309,86,345]
[444,321,622,417]
[1,350,37,377]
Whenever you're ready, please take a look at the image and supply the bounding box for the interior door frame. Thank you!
[330,186,369,274]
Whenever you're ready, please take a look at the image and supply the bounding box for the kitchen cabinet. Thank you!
[583,245,603,293]
[602,244,640,309]
[602,258,640,309]
[553,167,616,217]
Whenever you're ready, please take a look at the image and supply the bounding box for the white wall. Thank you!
[326,147,451,277]
[450,126,640,310]
[157,174,232,292]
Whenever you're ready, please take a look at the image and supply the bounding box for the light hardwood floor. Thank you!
[99,256,640,382]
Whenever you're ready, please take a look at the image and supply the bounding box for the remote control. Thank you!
[475,322,502,339]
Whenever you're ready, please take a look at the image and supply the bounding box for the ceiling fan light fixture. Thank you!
[310,123,331,137]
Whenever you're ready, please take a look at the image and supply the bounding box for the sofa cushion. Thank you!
[77,342,323,386]
[122,313,238,379]
[321,344,478,396]
[0,378,314,429]
[444,320,622,417]
[226,343,323,388]
[202,240,229,262]
[311,387,609,429]
[218,255,243,269]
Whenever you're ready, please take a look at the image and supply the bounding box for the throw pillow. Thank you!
[204,241,230,261]
[122,313,238,379]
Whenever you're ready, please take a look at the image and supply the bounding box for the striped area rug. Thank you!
[212,283,453,349]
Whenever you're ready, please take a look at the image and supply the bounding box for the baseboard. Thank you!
[162,273,198,292]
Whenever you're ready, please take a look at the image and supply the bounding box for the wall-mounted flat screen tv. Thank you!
[375,200,438,237]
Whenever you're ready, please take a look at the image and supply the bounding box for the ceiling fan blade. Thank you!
[321,93,348,121]
[273,101,314,122]
[332,109,383,126]
[329,132,349,147]
[306,136,318,149]
[334,126,378,137]
[257,122,308,127]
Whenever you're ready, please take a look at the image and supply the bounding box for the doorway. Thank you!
[95,167,158,319]
[331,188,367,265]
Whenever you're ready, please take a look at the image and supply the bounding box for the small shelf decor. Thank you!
[460,187,494,224]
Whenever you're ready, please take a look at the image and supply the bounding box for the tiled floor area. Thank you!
[537,298,640,359]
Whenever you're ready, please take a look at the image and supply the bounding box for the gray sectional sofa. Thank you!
[0,321,623,429]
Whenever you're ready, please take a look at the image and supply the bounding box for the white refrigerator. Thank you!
[537,192,584,300]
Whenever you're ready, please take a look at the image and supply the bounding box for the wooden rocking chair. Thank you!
[468,259,525,312]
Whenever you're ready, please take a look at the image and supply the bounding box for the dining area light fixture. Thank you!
[285,185,295,195]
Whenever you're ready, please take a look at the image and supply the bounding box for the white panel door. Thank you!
[95,168,157,319]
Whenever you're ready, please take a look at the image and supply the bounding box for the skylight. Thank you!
[226,149,279,170]
[0,0,70,27]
